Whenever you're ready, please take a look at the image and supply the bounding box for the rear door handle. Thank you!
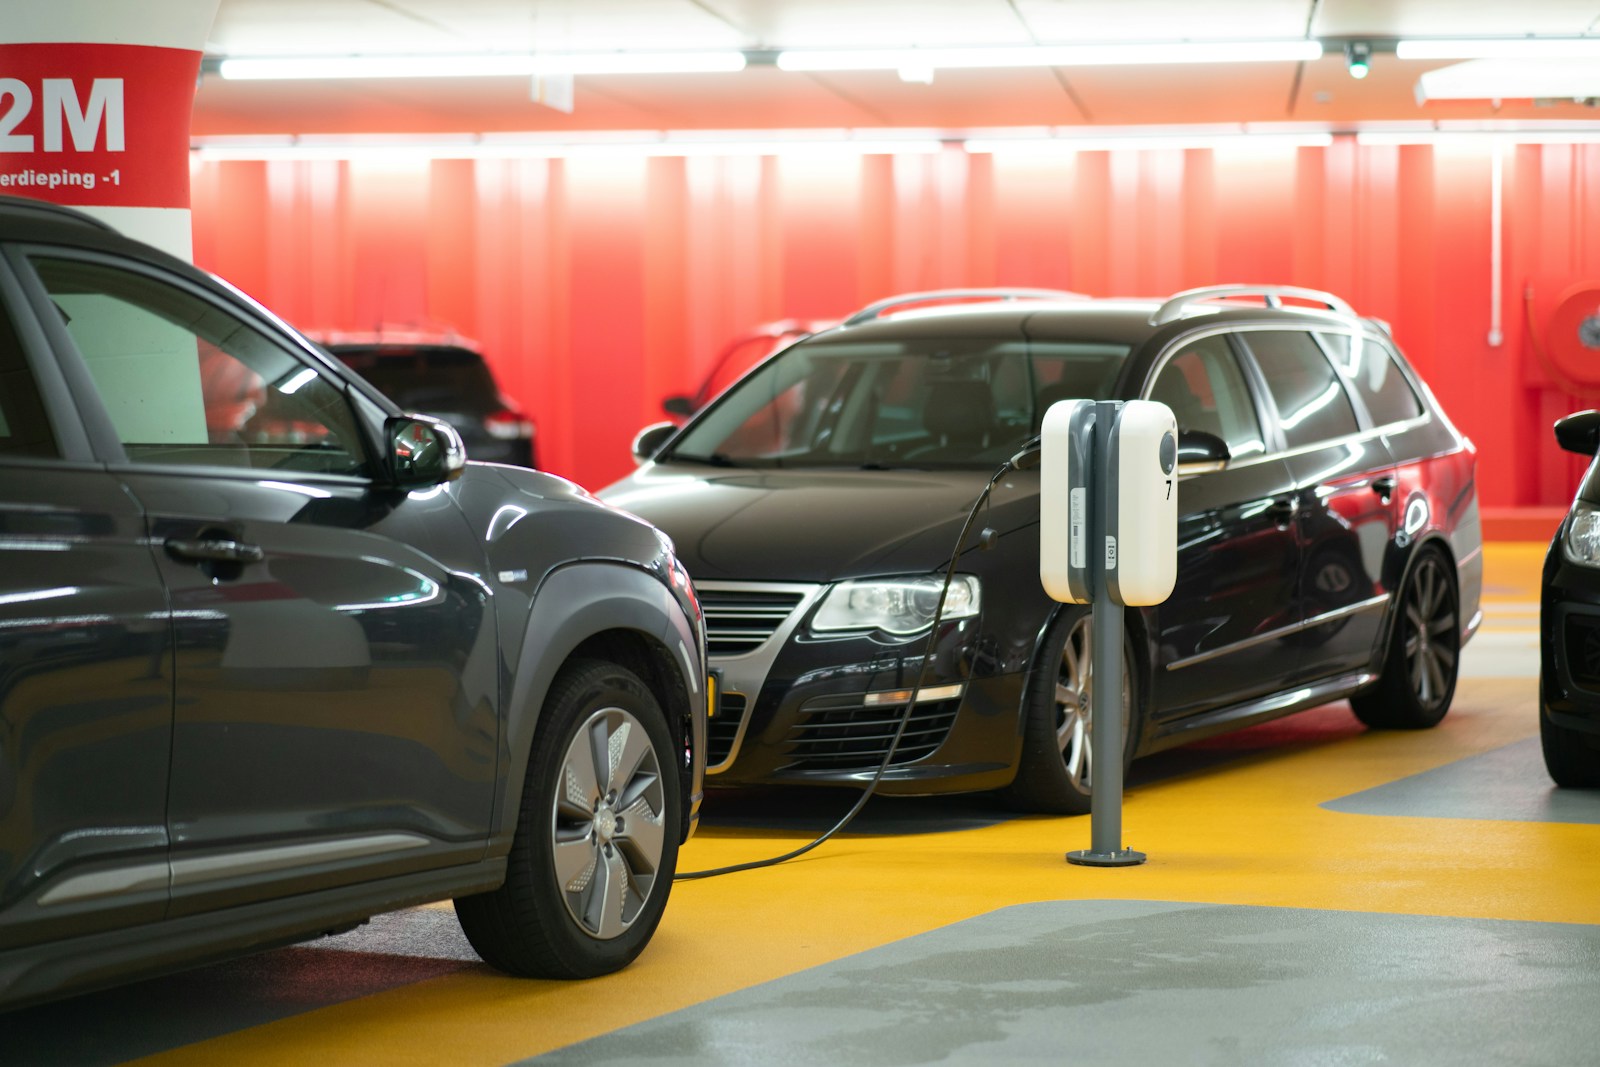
[1372,476,1397,499]
[164,537,265,565]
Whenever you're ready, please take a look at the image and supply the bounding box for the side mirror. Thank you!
[1175,428,1231,473]
[632,421,678,464]
[662,395,694,418]
[1554,410,1600,456]
[385,413,466,487]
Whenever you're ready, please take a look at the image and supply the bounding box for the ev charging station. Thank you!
[1040,399,1178,867]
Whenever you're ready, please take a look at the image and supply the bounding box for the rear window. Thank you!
[329,345,500,410]
[1315,331,1424,427]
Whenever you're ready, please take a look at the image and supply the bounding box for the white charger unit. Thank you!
[1039,398,1095,604]
[1105,400,1178,607]
[1040,399,1178,607]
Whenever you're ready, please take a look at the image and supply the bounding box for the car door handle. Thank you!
[1267,497,1298,526]
[164,537,265,565]
[1372,476,1397,499]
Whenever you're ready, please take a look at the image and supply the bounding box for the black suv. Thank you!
[603,286,1482,815]
[316,331,538,468]
[0,196,707,1009]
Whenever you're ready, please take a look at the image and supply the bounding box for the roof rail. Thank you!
[844,287,1089,327]
[1150,285,1355,326]
[0,194,116,232]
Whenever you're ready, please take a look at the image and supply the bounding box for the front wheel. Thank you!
[454,658,681,978]
[1540,692,1600,788]
[1003,611,1138,815]
[1350,545,1459,729]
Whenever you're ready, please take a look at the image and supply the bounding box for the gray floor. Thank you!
[527,900,1600,1067]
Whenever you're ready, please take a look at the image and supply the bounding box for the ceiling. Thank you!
[192,0,1600,137]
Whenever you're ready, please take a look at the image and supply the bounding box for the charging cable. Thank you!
[675,438,1041,880]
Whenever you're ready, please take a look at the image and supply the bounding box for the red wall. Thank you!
[189,140,1600,504]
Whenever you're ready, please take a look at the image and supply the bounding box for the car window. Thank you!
[1239,330,1361,449]
[330,345,500,410]
[670,337,1128,468]
[0,304,56,458]
[1149,334,1266,460]
[30,257,369,476]
[1315,331,1424,427]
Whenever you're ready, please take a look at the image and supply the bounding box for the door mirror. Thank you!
[1175,429,1231,473]
[386,414,467,487]
[1555,410,1600,456]
[662,395,694,418]
[632,421,678,464]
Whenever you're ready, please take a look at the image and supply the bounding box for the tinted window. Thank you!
[0,305,56,458]
[671,338,1128,469]
[1316,331,1424,427]
[31,257,369,476]
[1242,330,1360,449]
[1149,335,1266,460]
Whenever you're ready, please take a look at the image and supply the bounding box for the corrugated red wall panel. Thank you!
[189,141,1600,502]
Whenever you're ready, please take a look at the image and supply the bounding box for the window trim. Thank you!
[0,246,95,464]
[7,244,383,479]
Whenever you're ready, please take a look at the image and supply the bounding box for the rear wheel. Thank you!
[1004,611,1138,815]
[454,658,680,978]
[1350,546,1458,729]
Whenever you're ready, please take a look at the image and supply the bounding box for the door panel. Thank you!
[0,469,172,947]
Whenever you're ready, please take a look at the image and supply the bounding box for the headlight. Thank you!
[1565,502,1600,567]
[810,575,981,635]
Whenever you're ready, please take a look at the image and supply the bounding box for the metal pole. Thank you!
[1068,401,1146,867]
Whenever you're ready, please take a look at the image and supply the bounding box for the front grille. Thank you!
[708,692,747,768]
[700,588,808,657]
[781,696,960,772]
[1565,613,1600,692]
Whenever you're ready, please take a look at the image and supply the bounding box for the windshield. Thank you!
[667,335,1130,469]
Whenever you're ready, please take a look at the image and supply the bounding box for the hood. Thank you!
[598,463,1040,583]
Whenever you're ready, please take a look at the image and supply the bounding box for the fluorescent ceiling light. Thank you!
[217,51,745,80]
[1357,129,1600,146]
[1417,59,1600,102]
[1397,38,1600,60]
[965,132,1333,154]
[777,41,1321,72]
[190,133,943,162]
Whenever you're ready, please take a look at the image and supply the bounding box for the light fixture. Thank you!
[1396,38,1600,60]
[189,131,945,162]
[964,131,1334,154]
[1345,42,1371,79]
[216,51,747,80]
[776,40,1322,72]
[1416,59,1600,103]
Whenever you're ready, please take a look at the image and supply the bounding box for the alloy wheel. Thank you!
[552,706,667,940]
[1054,615,1131,793]
[1403,554,1458,714]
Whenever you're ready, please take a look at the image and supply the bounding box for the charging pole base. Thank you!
[1066,847,1147,867]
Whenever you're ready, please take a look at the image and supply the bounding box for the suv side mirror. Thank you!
[386,413,467,487]
[1175,428,1231,473]
[662,395,694,418]
[1555,410,1600,457]
[632,421,678,464]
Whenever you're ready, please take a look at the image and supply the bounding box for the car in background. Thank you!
[1539,409,1600,786]
[0,195,707,1009]
[661,318,835,423]
[316,330,538,467]
[602,284,1482,815]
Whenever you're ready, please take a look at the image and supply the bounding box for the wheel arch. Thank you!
[491,561,702,858]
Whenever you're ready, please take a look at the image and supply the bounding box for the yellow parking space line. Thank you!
[129,679,1599,1067]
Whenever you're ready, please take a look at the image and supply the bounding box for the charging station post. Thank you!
[1039,398,1178,868]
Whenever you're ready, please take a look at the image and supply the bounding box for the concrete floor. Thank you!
[11,543,1600,1066]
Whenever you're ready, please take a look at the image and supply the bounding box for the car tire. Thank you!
[454,658,681,978]
[1540,695,1600,787]
[1349,545,1459,730]
[1003,610,1138,816]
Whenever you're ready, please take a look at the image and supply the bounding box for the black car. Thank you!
[601,285,1482,815]
[0,196,707,1010]
[317,331,538,468]
[1539,409,1600,787]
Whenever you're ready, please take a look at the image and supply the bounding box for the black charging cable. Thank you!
[674,438,1042,881]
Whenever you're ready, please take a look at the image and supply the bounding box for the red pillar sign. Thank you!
[1,1,218,259]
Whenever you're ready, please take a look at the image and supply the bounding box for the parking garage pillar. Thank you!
[0,0,218,259]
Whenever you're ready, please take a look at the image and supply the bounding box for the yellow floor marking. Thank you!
[131,548,1594,1067]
